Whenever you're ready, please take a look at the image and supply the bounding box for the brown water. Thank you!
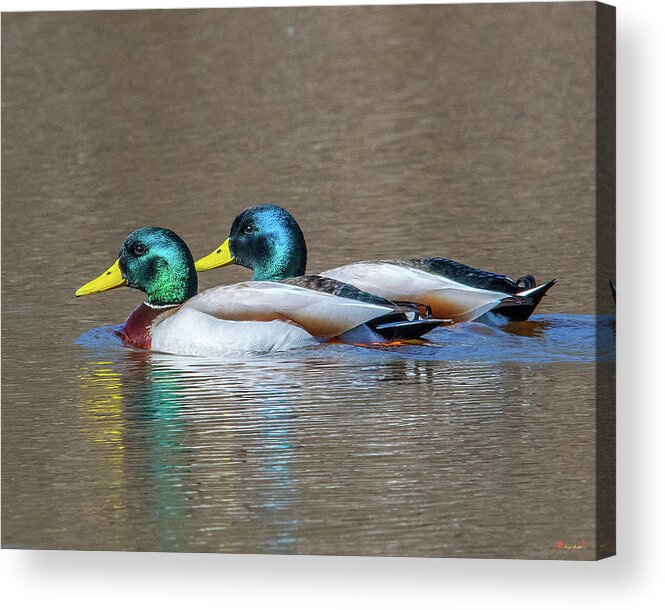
[2,4,614,559]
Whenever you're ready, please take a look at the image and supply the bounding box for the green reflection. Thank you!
[78,352,195,550]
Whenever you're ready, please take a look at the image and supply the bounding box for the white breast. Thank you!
[152,308,319,357]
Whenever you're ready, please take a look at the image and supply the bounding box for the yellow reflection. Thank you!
[78,361,126,516]
[76,349,322,551]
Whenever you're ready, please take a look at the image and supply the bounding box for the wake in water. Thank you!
[74,314,615,365]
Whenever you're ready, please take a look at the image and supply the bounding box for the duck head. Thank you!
[195,204,307,281]
[76,227,198,306]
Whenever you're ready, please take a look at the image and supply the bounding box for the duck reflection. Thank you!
[77,346,333,552]
[122,351,192,550]
[77,352,192,550]
[502,319,553,338]
[77,329,588,554]
[77,359,127,546]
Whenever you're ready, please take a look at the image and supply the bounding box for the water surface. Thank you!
[2,5,614,559]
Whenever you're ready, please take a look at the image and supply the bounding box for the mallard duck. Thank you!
[194,205,556,324]
[75,227,443,357]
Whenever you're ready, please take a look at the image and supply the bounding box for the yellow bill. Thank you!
[194,238,235,272]
[75,258,127,297]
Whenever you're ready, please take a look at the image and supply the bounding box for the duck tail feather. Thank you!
[490,279,557,322]
[372,318,450,341]
[516,278,557,303]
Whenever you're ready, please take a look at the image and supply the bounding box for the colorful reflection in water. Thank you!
[61,314,615,556]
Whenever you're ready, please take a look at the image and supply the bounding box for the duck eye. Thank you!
[133,243,147,255]
[243,225,255,234]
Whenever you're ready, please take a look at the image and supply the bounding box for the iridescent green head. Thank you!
[196,205,307,281]
[76,227,198,306]
[119,227,197,305]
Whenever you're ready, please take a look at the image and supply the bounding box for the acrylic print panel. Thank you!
[1,2,615,559]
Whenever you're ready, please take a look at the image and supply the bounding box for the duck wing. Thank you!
[281,275,430,316]
[321,260,519,323]
[398,258,521,294]
[181,281,396,339]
